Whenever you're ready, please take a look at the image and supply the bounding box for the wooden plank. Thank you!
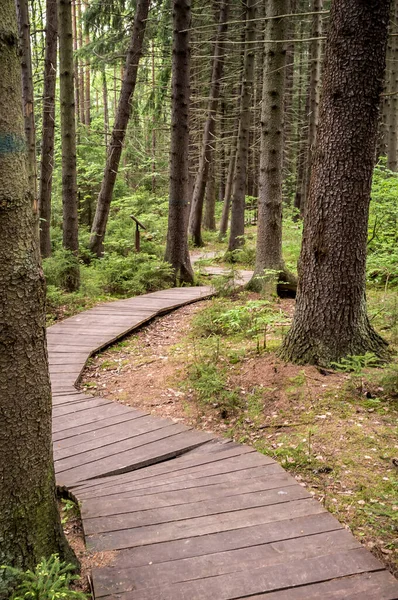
[243,571,398,599]
[52,403,132,433]
[52,398,112,417]
[95,549,384,600]
[74,446,265,499]
[82,472,297,518]
[78,463,285,505]
[52,409,147,443]
[86,497,326,551]
[102,512,342,569]
[57,430,215,485]
[83,485,310,536]
[55,422,190,472]
[93,529,361,596]
[53,414,172,455]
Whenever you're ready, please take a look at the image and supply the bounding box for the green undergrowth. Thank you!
[0,555,88,600]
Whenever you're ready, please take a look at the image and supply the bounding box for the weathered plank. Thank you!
[96,549,383,600]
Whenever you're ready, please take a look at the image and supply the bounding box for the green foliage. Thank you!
[368,163,398,285]
[95,252,173,295]
[331,352,382,374]
[43,249,81,291]
[0,555,87,600]
[187,361,242,413]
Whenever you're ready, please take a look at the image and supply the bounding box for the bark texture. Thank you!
[387,0,398,171]
[58,0,80,290]
[0,0,70,582]
[249,0,294,293]
[188,0,228,247]
[89,0,150,257]
[164,0,194,284]
[228,0,256,252]
[16,0,37,198]
[39,0,58,258]
[280,0,390,366]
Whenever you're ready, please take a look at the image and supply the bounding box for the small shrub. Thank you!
[0,554,87,600]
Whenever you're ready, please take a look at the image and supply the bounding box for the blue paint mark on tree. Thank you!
[0,133,25,155]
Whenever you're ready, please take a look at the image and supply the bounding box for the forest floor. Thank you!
[81,286,398,578]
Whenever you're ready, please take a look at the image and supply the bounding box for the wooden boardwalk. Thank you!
[49,280,398,599]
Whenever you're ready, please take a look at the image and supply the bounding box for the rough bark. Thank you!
[0,0,71,581]
[188,0,228,247]
[89,0,150,257]
[249,0,295,294]
[39,0,58,259]
[16,0,37,198]
[228,0,256,252]
[280,0,390,366]
[102,65,109,153]
[164,0,194,284]
[58,0,80,290]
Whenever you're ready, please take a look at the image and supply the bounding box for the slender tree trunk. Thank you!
[164,0,194,284]
[203,158,216,230]
[219,114,239,238]
[77,0,85,124]
[280,0,390,366]
[228,0,256,252]
[387,0,398,170]
[151,39,157,193]
[58,0,80,290]
[84,3,91,128]
[188,0,228,247]
[249,0,296,293]
[302,0,324,214]
[39,0,58,259]
[282,0,296,178]
[0,0,72,575]
[72,0,80,123]
[89,0,150,257]
[16,0,37,198]
[102,65,109,153]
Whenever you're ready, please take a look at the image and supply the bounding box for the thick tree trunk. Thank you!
[188,0,228,247]
[16,0,37,198]
[164,0,194,284]
[39,0,58,259]
[280,0,390,366]
[249,0,295,293]
[58,0,80,290]
[227,0,256,252]
[0,0,71,577]
[89,0,150,257]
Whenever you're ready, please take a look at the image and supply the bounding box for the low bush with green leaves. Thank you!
[0,555,87,600]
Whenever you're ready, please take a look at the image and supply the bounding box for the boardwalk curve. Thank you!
[49,279,398,599]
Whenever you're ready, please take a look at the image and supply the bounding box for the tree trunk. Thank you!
[89,0,150,257]
[280,0,390,366]
[102,65,109,153]
[0,0,71,577]
[58,0,80,290]
[301,0,324,215]
[72,0,80,123]
[387,0,398,170]
[203,159,216,230]
[218,134,237,238]
[164,0,194,284]
[39,0,58,259]
[84,3,91,128]
[248,0,295,293]
[77,0,85,124]
[16,0,37,199]
[227,0,256,252]
[188,0,228,247]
